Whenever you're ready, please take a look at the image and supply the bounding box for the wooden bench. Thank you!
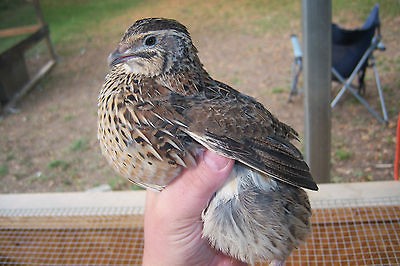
[0,0,56,112]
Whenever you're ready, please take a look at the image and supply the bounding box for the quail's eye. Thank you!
[144,36,157,47]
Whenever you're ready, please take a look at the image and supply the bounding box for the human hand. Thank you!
[143,150,247,266]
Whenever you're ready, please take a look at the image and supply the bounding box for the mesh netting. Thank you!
[1,197,399,265]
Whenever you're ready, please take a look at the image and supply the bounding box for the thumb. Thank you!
[162,150,234,217]
[194,150,234,197]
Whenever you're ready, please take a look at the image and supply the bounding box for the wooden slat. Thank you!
[0,25,41,38]
[0,25,49,55]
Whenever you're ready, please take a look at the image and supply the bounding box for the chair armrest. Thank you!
[291,34,303,59]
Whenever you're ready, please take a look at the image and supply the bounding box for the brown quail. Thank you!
[98,18,318,265]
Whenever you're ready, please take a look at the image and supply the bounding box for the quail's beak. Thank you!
[108,49,124,67]
[108,47,135,67]
[107,50,118,67]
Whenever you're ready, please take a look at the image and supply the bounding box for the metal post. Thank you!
[302,1,332,183]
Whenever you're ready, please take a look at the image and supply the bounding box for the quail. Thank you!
[98,18,318,265]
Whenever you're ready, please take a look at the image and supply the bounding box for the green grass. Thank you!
[48,160,70,170]
[0,165,9,177]
[0,1,36,26]
[271,87,285,94]
[70,138,88,152]
[230,77,242,86]
[333,0,400,20]
[40,0,143,45]
[107,176,144,191]
[131,184,144,190]
[27,172,51,183]
[108,176,127,190]
[0,0,143,52]
[250,0,300,34]
[64,114,75,122]
[62,179,73,186]
[6,153,15,161]
[334,148,352,161]
[331,175,344,183]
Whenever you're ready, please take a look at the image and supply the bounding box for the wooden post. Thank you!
[302,1,332,183]
[32,0,57,60]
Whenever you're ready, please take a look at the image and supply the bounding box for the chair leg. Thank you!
[330,84,348,108]
[288,58,302,102]
[288,35,303,103]
[372,62,389,122]
[331,67,388,124]
[346,84,386,123]
[331,68,351,108]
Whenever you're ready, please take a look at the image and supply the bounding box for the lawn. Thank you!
[0,0,399,193]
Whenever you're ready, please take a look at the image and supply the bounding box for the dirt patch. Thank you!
[0,1,399,193]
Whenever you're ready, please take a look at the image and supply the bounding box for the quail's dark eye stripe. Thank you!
[134,51,157,59]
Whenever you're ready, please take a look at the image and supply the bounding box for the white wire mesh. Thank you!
[287,197,400,266]
[1,197,399,265]
[0,208,144,265]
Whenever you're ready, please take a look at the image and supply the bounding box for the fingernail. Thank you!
[203,150,230,171]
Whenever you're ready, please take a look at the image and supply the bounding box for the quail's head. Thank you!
[108,18,199,77]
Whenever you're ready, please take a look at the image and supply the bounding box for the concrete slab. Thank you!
[0,181,399,213]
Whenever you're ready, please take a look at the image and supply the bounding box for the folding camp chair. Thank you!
[289,4,388,124]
